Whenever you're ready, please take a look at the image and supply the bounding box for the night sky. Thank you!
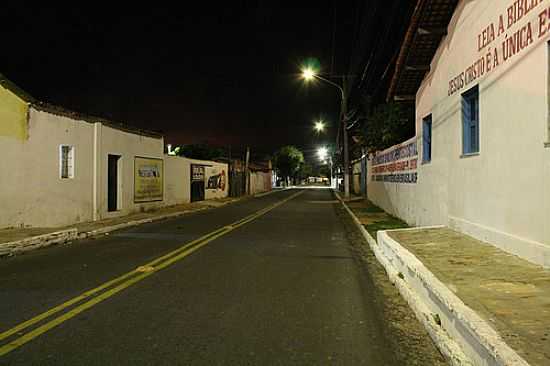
[2,2,402,161]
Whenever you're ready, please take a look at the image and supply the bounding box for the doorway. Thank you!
[108,154,121,212]
[190,164,205,202]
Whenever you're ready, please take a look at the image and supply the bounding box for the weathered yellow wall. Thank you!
[0,84,28,140]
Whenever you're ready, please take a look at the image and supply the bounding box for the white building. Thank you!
[367,0,550,268]
[0,74,228,229]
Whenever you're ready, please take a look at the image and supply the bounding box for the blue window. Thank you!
[462,85,479,154]
[422,114,432,163]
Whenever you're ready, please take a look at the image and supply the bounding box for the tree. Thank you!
[297,162,313,182]
[175,143,225,161]
[361,102,415,154]
[273,146,304,186]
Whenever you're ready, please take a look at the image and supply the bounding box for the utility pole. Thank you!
[228,145,232,197]
[244,147,250,195]
[300,67,352,198]
[342,76,350,199]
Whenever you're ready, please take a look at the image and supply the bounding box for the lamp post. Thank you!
[302,67,350,198]
[317,146,334,188]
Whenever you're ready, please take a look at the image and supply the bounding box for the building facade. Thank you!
[367,0,550,267]
[0,75,232,229]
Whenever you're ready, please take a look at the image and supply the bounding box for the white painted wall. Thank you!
[367,137,419,225]
[368,0,550,267]
[249,171,272,195]
[96,124,164,219]
[191,158,228,200]
[0,107,95,228]
[0,83,232,229]
[164,156,229,203]
[164,155,189,205]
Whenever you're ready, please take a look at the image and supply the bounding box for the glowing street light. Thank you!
[302,67,316,81]
[300,63,350,198]
[314,120,325,133]
[317,146,328,161]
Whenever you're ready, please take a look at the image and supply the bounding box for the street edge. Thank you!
[333,190,473,366]
[0,229,79,257]
[0,191,286,258]
[334,190,530,366]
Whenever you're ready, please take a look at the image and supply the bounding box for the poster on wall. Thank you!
[371,139,418,184]
[134,157,164,202]
[205,166,226,191]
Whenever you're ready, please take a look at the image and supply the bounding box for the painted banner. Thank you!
[134,157,164,202]
[448,0,549,96]
[371,139,418,184]
[205,166,226,191]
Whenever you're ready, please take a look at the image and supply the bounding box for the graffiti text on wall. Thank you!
[371,140,418,184]
[448,0,549,96]
[206,168,226,191]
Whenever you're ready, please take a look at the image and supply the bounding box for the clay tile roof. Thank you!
[0,73,163,139]
[387,0,458,102]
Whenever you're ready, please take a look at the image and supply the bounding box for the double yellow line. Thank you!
[0,190,303,357]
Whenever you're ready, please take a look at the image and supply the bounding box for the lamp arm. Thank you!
[313,75,345,101]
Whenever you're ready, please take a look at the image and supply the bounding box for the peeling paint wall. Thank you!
[0,107,94,228]
[0,83,28,140]
[249,171,272,195]
[97,124,164,219]
[0,79,231,229]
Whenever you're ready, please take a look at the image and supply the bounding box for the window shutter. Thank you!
[60,145,74,179]
[67,147,74,177]
[462,96,471,154]
[422,116,432,162]
[472,94,479,152]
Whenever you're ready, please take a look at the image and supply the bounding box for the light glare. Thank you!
[317,147,328,161]
[314,121,325,132]
[302,67,316,81]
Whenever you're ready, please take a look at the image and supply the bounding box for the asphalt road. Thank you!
[0,189,446,365]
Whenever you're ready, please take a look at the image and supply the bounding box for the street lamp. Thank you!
[301,67,350,198]
[317,146,328,160]
[314,120,325,133]
[302,67,316,81]
[317,146,334,188]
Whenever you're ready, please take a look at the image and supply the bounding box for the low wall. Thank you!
[164,155,189,206]
[165,156,229,203]
[367,137,419,226]
[249,171,272,195]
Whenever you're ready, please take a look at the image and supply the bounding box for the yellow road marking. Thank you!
[0,227,226,342]
[0,190,303,357]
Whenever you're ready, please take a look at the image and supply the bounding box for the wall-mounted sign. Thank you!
[448,0,548,96]
[205,166,226,190]
[134,157,164,202]
[371,139,418,184]
[192,165,205,181]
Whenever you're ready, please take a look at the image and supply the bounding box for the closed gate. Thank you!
[191,164,205,202]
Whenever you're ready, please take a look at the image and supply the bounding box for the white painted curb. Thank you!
[0,229,78,257]
[334,190,530,366]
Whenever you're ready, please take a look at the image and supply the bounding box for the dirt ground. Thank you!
[336,204,447,366]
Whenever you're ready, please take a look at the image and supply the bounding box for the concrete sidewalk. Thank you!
[0,196,245,257]
[341,196,550,365]
[387,227,550,366]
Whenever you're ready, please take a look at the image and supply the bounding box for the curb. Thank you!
[0,229,78,257]
[76,207,211,240]
[0,192,278,258]
[253,188,289,198]
[334,190,529,366]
